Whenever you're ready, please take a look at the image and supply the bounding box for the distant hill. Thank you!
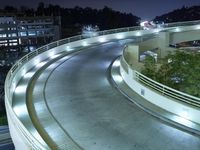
[0,3,140,31]
[154,5,200,23]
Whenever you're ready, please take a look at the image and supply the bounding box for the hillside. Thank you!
[154,5,200,23]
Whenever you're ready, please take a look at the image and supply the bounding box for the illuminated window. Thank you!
[0,34,7,37]
[7,33,17,37]
[36,31,44,35]
[28,31,36,36]
[12,33,17,37]
[9,39,17,42]
[9,43,18,46]
[0,40,7,43]
[19,32,27,36]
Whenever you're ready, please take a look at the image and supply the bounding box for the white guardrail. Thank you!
[4,19,200,149]
[121,54,200,108]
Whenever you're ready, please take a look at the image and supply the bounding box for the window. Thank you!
[0,43,8,46]
[8,33,17,37]
[12,33,17,37]
[28,31,36,36]
[0,40,7,43]
[11,27,16,30]
[19,26,26,30]
[19,32,27,36]
[0,34,7,37]
[9,43,18,46]
[9,39,17,42]
[36,31,44,35]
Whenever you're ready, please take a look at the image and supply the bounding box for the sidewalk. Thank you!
[110,57,200,136]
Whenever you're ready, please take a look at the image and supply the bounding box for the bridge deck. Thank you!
[14,40,200,149]
[30,42,200,150]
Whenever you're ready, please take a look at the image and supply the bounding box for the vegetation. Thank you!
[154,5,200,23]
[0,104,7,125]
[0,2,140,38]
[0,114,7,125]
[141,56,157,80]
[142,51,200,97]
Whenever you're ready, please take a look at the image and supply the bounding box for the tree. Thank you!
[141,56,157,80]
[151,51,200,97]
[36,2,45,16]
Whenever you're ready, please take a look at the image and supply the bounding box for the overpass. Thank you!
[5,20,200,149]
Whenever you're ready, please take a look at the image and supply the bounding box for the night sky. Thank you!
[1,0,200,20]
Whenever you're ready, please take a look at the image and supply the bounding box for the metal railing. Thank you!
[166,19,200,28]
[5,24,143,150]
[5,19,200,149]
[120,30,200,108]
[134,71,200,108]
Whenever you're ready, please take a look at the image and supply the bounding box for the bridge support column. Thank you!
[159,31,170,58]
[123,44,143,71]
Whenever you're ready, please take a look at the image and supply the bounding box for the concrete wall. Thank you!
[120,62,200,124]
[119,24,200,124]
[170,30,200,44]
[126,25,200,61]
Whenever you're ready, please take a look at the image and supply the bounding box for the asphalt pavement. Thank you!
[36,40,200,150]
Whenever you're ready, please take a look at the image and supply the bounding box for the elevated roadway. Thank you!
[5,20,200,149]
[14,40,200,149]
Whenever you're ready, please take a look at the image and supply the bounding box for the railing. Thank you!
[5,19,200,149]
[134,71,200,108]
[166,19,200,28]
[7,19,200,79]
[5,24,144,150]
[121,42,200,109]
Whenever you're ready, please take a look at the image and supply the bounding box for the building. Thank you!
[0,15,61,104]
[0,15,61,53]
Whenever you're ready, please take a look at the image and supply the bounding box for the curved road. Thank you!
[31,40,200,150]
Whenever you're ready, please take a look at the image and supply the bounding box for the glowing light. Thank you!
[154,29,161,33]
[136,32,141,36]
[21,68,26,76]
[83,41,88,46]
[12,82,16,91]
[13,104,27,117]
[171,109,192,126]
[49,51,55,58]
[173,115,192,126]
[50,54,60,59]
[113,59,120,67]
[175,27,181,32]
[34,58,40,66]
[99,37,106,43]
[36,61,47,68]
[196,25,200,30]
[24,72,35,79]
[15,85,27,94]
[116,34,124,39]
[66,46,73,51]
[113,74,123,83]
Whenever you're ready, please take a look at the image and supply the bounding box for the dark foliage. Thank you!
[154,5,200,23]
[0,2,140,31]
[142,51,200,97]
